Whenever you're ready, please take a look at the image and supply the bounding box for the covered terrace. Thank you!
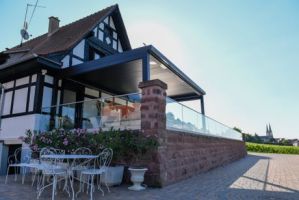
[62,45,206,114]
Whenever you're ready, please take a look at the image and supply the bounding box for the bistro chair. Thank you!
[78,148,113,200]
[71,147,92,192]
[37,147,68,200]
[5,147,32,184]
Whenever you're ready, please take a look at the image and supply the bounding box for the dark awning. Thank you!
[62,45,206,101]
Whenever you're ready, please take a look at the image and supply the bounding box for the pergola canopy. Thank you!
[62,45,206,101]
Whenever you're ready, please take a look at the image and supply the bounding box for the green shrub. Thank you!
[22,129,158,165]
[246,142,299,154]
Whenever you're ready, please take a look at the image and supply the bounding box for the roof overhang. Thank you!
[62,45,206,101]
[0,56,61,82]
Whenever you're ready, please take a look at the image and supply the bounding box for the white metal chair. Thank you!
[71,147,92,192]
[37,147,68,200]
[5,147,32,184]
[78,148,113,200]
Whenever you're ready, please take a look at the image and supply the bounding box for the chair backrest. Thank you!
[8,147,32,165]
[96,148,113,171]
[40,147,65,164]
[72,147,92,167]
[14,147,22,163]
[73,147,92,155]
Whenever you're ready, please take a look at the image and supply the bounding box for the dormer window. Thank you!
[104,26,113,39]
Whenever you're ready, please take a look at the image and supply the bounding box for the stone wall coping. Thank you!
[138,79,168,90]
[167,129,245,143]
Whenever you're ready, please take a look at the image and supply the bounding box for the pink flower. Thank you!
[63,138,69,146]
[32,144,38,151]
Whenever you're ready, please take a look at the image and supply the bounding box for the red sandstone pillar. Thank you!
[138,79,168,186]
[138,79,168,136]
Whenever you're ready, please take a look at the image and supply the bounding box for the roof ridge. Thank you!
[53,4,117,34]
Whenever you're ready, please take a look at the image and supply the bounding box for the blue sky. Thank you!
[1,0,298,138]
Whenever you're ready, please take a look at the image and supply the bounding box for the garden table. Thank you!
[41,154,97,200]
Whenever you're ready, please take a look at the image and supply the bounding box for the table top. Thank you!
[41,154,97,159]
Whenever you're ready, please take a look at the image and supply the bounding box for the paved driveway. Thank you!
[1,153,299,200]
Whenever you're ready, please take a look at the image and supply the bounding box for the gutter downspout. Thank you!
[0,84,4,130]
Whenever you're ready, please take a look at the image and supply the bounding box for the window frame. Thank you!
[1,74,37,118]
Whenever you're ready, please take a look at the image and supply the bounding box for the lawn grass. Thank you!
[246,142,299,154]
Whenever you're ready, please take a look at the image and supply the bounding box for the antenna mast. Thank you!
[20,0,46,46]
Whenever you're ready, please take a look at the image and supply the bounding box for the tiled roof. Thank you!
[4,5,117,56]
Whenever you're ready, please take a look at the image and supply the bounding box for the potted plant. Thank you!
[125,132,158,191]
[98,129,126,186]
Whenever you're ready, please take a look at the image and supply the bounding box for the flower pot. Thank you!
[101,165,124,186]
[128,167,148,191]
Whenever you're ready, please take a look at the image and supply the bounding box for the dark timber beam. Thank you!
[62,46,150,77]
[142,54,150,81]
[200,96,205,115]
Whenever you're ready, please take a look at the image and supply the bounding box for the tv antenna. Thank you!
[20,0,46,45]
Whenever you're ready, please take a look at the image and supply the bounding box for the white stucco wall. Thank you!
[0,114,41,141]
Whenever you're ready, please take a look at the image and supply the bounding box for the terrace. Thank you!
[3,153,299,200]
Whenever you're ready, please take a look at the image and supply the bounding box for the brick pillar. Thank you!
[138,79,168,136]
[138,79,168,187]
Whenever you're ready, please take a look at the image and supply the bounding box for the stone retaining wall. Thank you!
[137,79,247,187]
[158,130,247,186]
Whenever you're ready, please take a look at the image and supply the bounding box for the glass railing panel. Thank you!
[166,97,242,141]
[82,100,101,130]
[39,93,141,132]
[60,103,76,130]
[182,105,202,133]
[101,94,141,131]
[166,97,183,130]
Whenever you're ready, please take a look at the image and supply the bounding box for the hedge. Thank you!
[246,142,299,154]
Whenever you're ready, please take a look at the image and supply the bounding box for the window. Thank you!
[44,75,54,84]
[56,90,61,114]
[16,76,29,86]
[28,86,36,112]
[31,74,37,82]
[85,87,99,97]
[118,41,123,52]
[113,40,117,50]
[88,48,105,61]
[104,26,113,39]
[98,30,104,41]
[42,87,53,112]
[1,74,37,116]
[3,81,14,89]
[63,90,76,104]
[13,88,28,114]
[82,97,100,129]
[2,91,12,115]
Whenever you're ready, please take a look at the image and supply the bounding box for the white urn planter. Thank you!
[100,166,124,186]
[128,167,148,191]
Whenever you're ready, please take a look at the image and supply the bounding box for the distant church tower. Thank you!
[266,124,273,138]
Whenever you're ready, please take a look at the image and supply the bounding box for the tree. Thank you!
[233,127,242,133]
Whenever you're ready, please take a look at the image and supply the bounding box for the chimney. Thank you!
[48,16,60,36]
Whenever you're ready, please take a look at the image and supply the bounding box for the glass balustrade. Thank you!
[166,97,243,141]
[38,93,242,141]
[39,93,141,132]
